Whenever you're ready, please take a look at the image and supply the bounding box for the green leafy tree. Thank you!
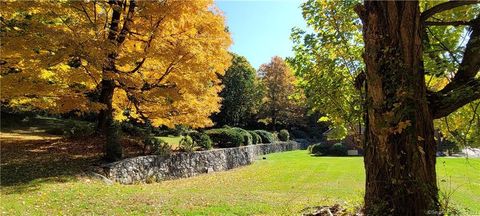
[214,53,263,127]
[436,100,480,148]
[289,1,364,143]
[291,0,480,214]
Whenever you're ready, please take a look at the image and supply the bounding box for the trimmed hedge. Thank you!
[230,127,252,145]
[205,128,244,148]
[309,143,330,156]
[189,131,213,150]
[278,129,289,141]
[254,130,275,143]
[308,143,348,156]
[329,143,348,156]
[205,128,289,147]
[248,131,262,144]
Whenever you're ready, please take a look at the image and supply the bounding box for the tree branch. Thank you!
[425,20,472,26]
[428,17,480,119]
[123,15,165,74]
[126,58,146,74]
[140,82,177,91]
[437,18,480,93]
[116,0,136,44]
[426,27,461,65]
[81,65,100,86]
[429,79,480,119]
[421,0,479,22]
[107,0,122,41]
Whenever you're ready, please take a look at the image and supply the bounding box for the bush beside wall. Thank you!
[254,130,275,143]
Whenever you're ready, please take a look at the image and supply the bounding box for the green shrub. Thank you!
[205,128,244,148]
[173,125,190,136]
[189,131,213,150]
[248,131,261,144]
[329,143,348,156]
[121,122,147,137]
[230,127,252,145]
[278,129,289,141]
[310,143,329,156]
[144,137,171,156]
[254,130,275,143]
[63,120,95,138]
[179,135,196,152]
[150,126,171,136]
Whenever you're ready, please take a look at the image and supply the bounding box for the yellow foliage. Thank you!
[425,75,449,91]
[1,0,232,128]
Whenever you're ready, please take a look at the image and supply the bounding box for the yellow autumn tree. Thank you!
[0,0,232,161]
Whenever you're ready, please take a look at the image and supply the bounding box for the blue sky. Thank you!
[216,0,307,69]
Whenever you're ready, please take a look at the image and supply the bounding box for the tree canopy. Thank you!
[289,0,364,140]
[0,0,232,128]
[214,53,262,127]
[290,0,480,145]
[259,56,305,129]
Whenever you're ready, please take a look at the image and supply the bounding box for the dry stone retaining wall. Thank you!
[102,141,306,184]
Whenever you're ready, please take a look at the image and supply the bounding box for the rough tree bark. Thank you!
[358,1,438,215]
[355,1,480,215]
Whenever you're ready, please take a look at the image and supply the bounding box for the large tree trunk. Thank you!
[97,78,122,162]
[357,1,439,215]
[97,80,114,133]
[95,0,136,161]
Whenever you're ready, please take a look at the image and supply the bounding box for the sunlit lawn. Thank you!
[156,136,182,150]
[1,151,479,215]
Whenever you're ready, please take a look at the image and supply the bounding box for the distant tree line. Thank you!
[212,54,326,138]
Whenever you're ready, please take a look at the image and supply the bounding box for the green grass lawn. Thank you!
[1,151,479,215]
[156,136,182,150]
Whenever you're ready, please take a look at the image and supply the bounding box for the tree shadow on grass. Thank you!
[0,134,143,194]
[1,159,94,195]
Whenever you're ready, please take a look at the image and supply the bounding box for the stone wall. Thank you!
[102,141,307,184]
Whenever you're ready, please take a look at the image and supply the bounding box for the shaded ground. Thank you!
[0,115,83,134]
[0,130,144,189]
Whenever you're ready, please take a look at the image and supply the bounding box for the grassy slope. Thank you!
[1,151,479,215]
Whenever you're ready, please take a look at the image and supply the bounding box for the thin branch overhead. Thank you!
[421,0,480,22]
[425,20,472,26]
